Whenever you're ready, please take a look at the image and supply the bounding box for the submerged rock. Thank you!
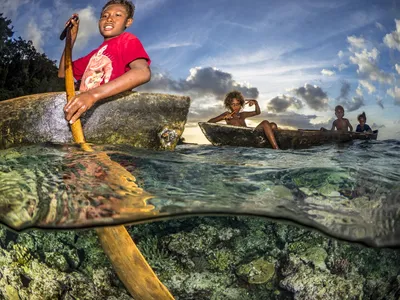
[280,253,364,299]
[298,247,328,271]
[236,258,275,284]
[0,92,190,150]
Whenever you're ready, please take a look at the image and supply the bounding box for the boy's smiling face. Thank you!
[99,4,133,40]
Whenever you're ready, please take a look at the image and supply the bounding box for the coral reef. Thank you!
[0,230,132,299]
[0,216,399,299]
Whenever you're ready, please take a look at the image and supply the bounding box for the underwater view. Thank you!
[0,141,399,299]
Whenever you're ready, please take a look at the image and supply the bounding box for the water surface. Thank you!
[0,140,399,247]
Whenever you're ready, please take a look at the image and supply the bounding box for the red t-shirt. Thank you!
[72,32,151,91]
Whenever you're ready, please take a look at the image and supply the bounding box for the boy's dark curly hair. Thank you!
[335,105,344,112]
[102,0,135,19]
[224,90,245,111]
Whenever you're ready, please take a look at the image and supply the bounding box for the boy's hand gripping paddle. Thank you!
[60,16,78,41]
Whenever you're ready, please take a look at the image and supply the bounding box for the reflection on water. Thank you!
[1,140,399,247]
[0,143,155,230]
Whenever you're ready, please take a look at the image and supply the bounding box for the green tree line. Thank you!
[0,14,64,101]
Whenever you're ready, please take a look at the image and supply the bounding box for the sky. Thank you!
[2,0,400,144]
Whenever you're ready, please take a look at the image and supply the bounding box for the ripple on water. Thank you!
[0,140,399,247]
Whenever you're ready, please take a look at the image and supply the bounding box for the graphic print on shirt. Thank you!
[80,45,113,91]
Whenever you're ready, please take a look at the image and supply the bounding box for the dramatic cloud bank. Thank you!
[139,67,259,99]
[289,84,329,111]
[267,95,303,113]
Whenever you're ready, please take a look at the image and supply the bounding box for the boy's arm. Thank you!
[58,51,66,78]
[241,100,261,119]
[64,58,151,124]
[58,15,79,78]
[347,120,353,131]
[331,120,336,131]
[208,112,230,123]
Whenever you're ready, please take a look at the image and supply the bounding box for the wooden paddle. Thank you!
[62,18,174,299]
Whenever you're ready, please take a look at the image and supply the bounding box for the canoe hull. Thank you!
[198,122,378,149]
[0,92,190,150]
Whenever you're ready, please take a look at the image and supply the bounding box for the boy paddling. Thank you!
[58,0,151,125]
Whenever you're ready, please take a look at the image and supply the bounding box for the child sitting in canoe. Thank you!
[355,112,373,133]
[207,90,279,149]
[327,105,353,132]
[58,0,151,125]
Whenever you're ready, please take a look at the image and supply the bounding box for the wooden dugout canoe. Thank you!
[0,91,190,150]
[198,122,378,150]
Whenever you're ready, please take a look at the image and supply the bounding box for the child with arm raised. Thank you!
[208,90,279,149]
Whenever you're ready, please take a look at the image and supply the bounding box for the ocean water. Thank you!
[0,139,399,246]
[0,139,400,298]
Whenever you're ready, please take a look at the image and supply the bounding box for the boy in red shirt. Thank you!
[58,0,151,124]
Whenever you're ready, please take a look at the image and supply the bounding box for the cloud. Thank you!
[290,84,329,111]
[342,96,365,112]
[347,35,366,49]
[187,100,225,122]
[8,1,100,60]
[337,50,344,58]
[349,48,393,84]
[321,69,335,76]
[375,22,385,31]
[200,45,299,68]
[336,81,351,101]
[371,122,385,129]
[24,20,44,52]
[396,64,400,75]
[146,42,199,51]
[21,8,53,53]
[0,0,29,19]
[220,20,256,31]
[356,85,363,96]
[134,0,167,17]
[139,67,259,99]
[267,95,304,113]
[376,96,384,109]
[337,63,348,71]
[74,6,99,51]
[383,19,400,51]
[336,82,364,111]
[387,88,395,98]
[386,86,400,105]
[359,80,376,94]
